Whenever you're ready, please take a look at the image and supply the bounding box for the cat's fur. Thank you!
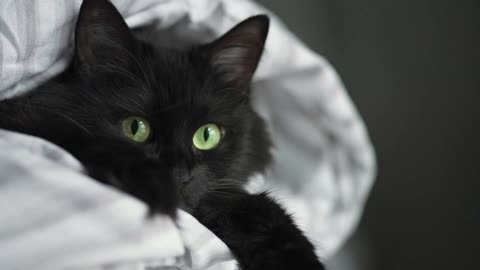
[0,0,325,269]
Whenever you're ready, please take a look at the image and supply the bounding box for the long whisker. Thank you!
[21,103,93,135]
[54,111,92,135]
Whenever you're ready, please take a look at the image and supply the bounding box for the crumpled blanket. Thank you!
[0,0,377,269]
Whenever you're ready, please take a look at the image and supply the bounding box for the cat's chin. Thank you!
[177,200,194,214]
[176,192,202,214]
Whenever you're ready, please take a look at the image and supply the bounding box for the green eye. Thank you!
[193,123,222,150]
[122,116,151,142]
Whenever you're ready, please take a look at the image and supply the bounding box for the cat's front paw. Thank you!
[71,137,177,216]
[87,156,176,216]
[117,158,176,216]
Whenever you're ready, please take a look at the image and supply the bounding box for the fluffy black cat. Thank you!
[0,0,325,269]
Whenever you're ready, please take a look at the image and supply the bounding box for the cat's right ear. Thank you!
[74,0,135,72]
[203,15,269,92]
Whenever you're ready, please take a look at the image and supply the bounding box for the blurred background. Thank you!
[257,0,477,269]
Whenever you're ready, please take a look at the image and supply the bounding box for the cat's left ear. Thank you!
[74,0,135,71]
[204,15,269,92]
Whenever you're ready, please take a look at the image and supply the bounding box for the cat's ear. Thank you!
[74,0,135,70]
[204,15,269,91]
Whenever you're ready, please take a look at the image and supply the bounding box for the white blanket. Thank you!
[0,0,377,269]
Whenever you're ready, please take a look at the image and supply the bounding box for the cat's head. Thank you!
[72,0,271,211]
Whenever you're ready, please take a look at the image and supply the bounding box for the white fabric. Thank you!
[0,0,377,269]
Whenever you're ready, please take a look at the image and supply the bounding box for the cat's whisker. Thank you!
[205,190,239,197]
[104,42,153,90]
[55,112,93,135]
[98,62,144,87]
[21,103,93,135]
[216,87,236,95]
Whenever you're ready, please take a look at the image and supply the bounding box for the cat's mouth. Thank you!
[177,195,201,214]
[174,173,212,213]
[177,199,192,213]
[177,185,202,214]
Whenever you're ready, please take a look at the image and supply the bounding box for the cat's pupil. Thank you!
[131,120,139,135]
[203,127,210,141]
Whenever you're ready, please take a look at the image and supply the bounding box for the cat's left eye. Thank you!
[193,123,222,150]
[122,116,151,143]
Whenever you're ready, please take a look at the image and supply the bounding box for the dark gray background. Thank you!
[257,0,477,269]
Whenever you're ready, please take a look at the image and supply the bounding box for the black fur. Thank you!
[0,0,325,269]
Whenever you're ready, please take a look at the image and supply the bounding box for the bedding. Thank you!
[0,0,376,269]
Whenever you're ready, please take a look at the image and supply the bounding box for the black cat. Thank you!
[0,0,325,269]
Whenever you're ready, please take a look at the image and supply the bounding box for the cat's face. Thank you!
[69,0,271,211]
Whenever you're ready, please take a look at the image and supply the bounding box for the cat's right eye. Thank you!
[122,116,151,143]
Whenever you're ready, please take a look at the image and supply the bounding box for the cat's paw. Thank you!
[88,157,176,217]
[118,158,177,216]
